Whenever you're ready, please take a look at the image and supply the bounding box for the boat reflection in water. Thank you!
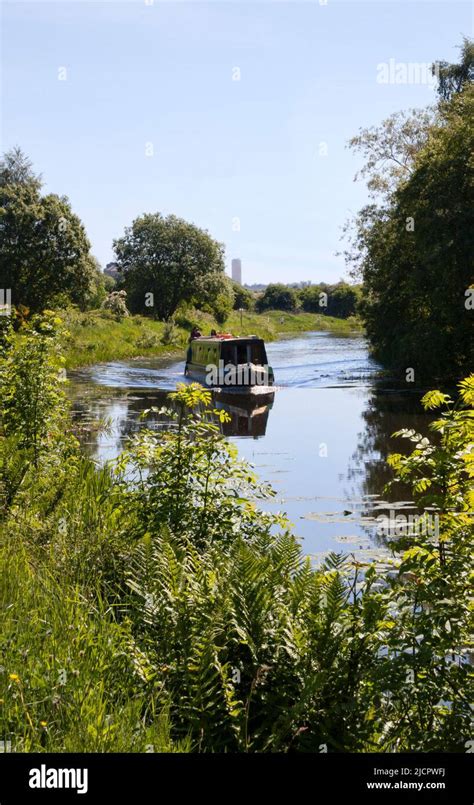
[130,388,274,441]
[213,389,275,439]
[70,385,275,458]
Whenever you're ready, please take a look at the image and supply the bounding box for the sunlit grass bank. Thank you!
[62,309,180,369]
[62,308,363,369]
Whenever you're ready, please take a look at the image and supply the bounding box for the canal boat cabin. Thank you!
[185,334,274,389]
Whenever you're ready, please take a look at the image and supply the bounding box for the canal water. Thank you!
[68,331,431,562]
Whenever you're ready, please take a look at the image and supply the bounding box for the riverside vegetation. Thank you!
[344,40,473,382]
[0,313,472,752]
[60,307,361,370]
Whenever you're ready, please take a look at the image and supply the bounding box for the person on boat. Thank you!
[186,326,202,363]
[210,329,217,337]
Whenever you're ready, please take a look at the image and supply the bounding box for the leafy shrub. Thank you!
[136,333,161,350]
[161,319,178,346]
[123,384,281,551]
[101,290,129,320]
[0,312,71,468]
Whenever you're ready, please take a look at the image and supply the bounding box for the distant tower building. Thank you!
[231,258,242,285]
[104,262,122,282]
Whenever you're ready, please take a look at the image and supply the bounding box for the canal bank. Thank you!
[61,308,363,369]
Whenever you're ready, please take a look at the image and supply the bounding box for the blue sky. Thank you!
[1,1,472,284]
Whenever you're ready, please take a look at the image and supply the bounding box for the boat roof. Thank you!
[194,335,263,342]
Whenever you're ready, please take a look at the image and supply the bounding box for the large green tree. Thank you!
[114,213,227,320]
[0,148,99,312]
[256,283,298,312]
[348,84,474,381]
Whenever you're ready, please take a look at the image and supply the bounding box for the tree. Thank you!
[347,108,434,199]
[433,36,474,101]
[197,272,234,324]
[298,283,328,312]
[327,282,361,318]
[299,282,361,318]
[232,282,255,311]
[85,256,111,309]
[348,84,474,381]
[0,146,42,191]
[256,283,298,312]
[114,213,226,321]
[0,148,97,312]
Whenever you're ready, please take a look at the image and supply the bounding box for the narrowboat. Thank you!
[184,333,274,392]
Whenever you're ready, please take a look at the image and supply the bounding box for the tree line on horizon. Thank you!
[0,151,234,324]
[0,147,357,324]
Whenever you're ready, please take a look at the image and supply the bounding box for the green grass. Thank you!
[0,538,190,752]
[61,307,363,369]
[230,310,362,338]
[61,308,185,369]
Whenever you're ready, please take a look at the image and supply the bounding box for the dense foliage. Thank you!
[113,213,233,322]
[346,42,473,382]
[254,282,361,318]
[256,283,298,312]
[232,281,255,311]
[299,282,361,318]
[0,319,472,752]
[0,148,106,312]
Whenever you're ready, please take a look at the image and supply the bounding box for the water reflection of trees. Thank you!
[347,388,431,502]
